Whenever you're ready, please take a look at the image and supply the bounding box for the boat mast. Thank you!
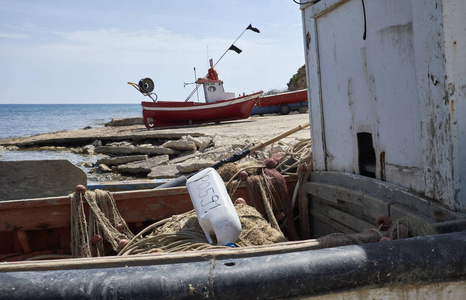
[184,24,260,102]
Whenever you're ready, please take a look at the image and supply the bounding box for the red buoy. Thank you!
[75,185,87,195]
[238,171,249,180]
[234,198,246,206]
[118,239,129,249]
[90,234,102,245]
[376,215,392,231]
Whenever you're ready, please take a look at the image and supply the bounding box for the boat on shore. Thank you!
[3,7,466,298]
[253,88,308,115]
[140,90,262,128]
[0,173,465,299]
[130,60,262,129]
[129,25,264,129]
[0,175,298,262]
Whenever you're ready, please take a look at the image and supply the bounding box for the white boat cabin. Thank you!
[196,78,236,103]
[301,0,466,212]
[196,60,236,103]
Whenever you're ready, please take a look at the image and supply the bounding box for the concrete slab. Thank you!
[0,160,87,201]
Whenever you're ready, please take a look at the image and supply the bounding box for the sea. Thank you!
[0,104,142,183]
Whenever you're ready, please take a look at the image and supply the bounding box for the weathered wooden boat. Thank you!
[0,173,465,299]
[0,175,298,262]
[253,88,308,115]
[295,0,466,298]
[3,5,466,298]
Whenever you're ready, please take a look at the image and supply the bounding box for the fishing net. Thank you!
[318,214,438,248]
[69,183,289,257]
[70,139,312,257]
[276,139,312,175]
[70,189,134,258]
[218,139,312,241]
[117,202,286,256]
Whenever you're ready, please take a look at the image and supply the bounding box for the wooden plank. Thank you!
[390,203,436,224]
[0,239,321,272]
[310,198,373,233]
[298,162,312,239]
[0,176,298,232]
[432,219,466,233]
[326,206,374,233]
[361,194,391,219]
[306,181,392,220]
[16,231,31,253]
[306,182,365,206]
[310,210,355,235]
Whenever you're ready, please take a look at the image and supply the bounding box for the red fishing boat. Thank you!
[141,88,261,128]
[129,24,264,129]
[253,88,308,115]
[129,61,262,129]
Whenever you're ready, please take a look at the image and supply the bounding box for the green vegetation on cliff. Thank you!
[287,65,306,91]
[264,64,307,95]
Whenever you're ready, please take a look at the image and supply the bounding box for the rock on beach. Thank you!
[0,113,311,181]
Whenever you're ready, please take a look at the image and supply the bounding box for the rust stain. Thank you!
[433,209,446,222]
[3,223,23,231]
[380,151,386,181]
[450,99,455,118]
[306,32,311,51]
[37,223,50,230]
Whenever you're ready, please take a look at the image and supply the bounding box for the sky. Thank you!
[0,1,305,104]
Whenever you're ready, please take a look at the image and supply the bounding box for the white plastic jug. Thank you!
[186,167,242,247]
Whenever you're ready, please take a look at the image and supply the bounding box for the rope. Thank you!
[69,140,312,257]
[220,139,311,241]
[69,190,134,258]
[70,193,92,258]
[117,204,286,256]
[276,139,312,175]
[319,215,438,248]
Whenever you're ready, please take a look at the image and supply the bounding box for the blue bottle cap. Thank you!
[225,243,235,248]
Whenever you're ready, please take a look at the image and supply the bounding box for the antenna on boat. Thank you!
[207,46,209,70]
[194,67,199,102]
[184,24,260,102]
[183,67,201,102]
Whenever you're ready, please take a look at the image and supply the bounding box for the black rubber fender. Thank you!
[1,231,466,299]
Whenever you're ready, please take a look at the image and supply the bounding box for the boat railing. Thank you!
[128,81,158,102]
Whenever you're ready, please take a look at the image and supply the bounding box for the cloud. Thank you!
[3,22,46,32]
[1,23,304,103]
[57,27,177,49]
[16,27,263,75]
[0,32,29,39]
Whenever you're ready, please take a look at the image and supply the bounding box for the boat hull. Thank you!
[1,231,465,299]
[251,103,305,115]
[256,89,307,108]
[1,173,466,299]
[0,175,297,262]
[141,91,262,128]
